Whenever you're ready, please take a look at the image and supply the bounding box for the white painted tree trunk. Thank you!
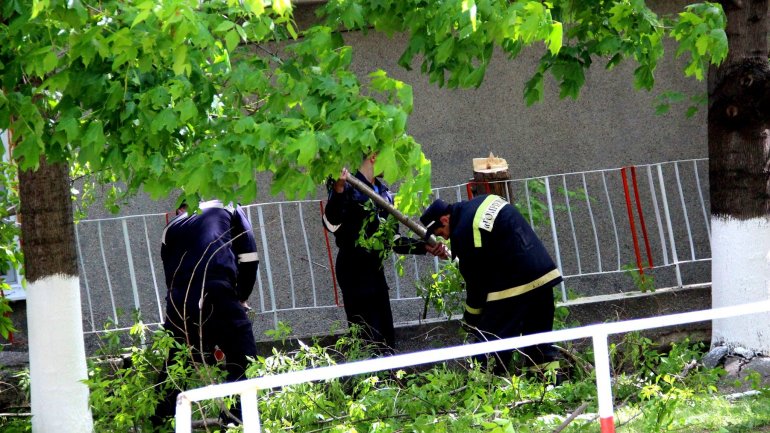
[711,217,770,353]
[27,275,93,433]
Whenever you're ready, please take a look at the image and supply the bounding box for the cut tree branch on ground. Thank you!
[552,402,589,433]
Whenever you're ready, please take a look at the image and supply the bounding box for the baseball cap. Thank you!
[420,199,450,237]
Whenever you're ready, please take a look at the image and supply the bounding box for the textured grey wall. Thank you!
[294,0,706,189]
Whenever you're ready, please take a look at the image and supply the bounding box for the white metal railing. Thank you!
[432,158,711,302]
[74,159,711,338]
[175,300,770,433]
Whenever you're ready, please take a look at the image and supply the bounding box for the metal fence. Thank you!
[74,159,711,340]
[175,299,770,433]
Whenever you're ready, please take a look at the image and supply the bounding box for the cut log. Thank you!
[471,152,512,199]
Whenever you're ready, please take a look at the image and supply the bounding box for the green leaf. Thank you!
[172,45,188,76]
[684,59,704,80]
[150,108,178,133]
[176,99,198,123]
[149,153,164,175]
[633,64,654,90]
[43,51,58,75]
[524,73,544,106]
[461,65,486,88]
[694,34,709,55]
[31,0,45,19]
[244,0,265,15]
[215,20,235,33]
[132,9,152,28]
[80,121,106,167]
[435,38,454,64]
[234,116,257,134]
[225,29,240,53]
[57,117,80,142]
[295,133,318,166]
[332,120,362,144]
[660,91,686,103]
[709,29,728,64]
[606,53,623,70]
[462,0,477,31]
[272,0,292,17]
[14,134,42,170]
[285,21,298,40]
[396,83,413,113]
[374,144,398,183]
[339,2,364,28]
[233,154,254,185]
[180,155,211,196]
[547,22,563,55]
[83,121,105,148]
[609,3,633,31]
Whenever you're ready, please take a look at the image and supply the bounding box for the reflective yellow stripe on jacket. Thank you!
[464,303,483,315]
[472,195,507,247]
[486,269,562,302]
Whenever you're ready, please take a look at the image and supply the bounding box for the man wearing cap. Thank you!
[324,154,444,354]
[152,199,259,428]
[420,194,563,377]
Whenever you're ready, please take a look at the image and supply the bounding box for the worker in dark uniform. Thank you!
[152,199,259,428]
[420,195,563,376]
[324,154,443,354]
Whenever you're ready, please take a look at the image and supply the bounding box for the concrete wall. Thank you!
[294,0,707,188]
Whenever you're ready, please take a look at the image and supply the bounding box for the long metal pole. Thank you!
[345,175,441,247]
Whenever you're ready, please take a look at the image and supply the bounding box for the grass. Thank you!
[612,393,770,433]
[5,328,770,433]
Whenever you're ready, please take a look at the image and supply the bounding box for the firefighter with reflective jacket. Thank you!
[153,199,259,427]
[420,195,563,376]
[324,154,442,354]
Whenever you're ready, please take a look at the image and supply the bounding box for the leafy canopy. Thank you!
[0,0,432,212]
[320,0,727,104]
[0,0,728,212]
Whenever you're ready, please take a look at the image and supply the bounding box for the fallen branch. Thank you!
[552,402,589,433]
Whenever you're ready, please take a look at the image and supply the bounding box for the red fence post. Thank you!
[466,182,474,200]
[319,201,340,307]
[621,167,645,277]
[630,166,654,268]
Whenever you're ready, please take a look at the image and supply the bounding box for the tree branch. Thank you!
[551,402,589,433]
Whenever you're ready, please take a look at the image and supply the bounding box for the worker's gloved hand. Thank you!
[425,241,449,259]
[333,168,349,193]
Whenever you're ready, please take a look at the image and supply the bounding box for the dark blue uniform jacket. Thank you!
[324,171,426,257]
[448,195,562,322]
[161,201,259,308]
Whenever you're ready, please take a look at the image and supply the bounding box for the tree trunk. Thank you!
[18,156,93,432]
[709,0,770,352]
[471,153,513,199]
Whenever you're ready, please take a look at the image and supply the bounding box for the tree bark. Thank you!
[471,153,513,199]
[709,0,770,352]
[18,157,78,280]
[18,157,93,432]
